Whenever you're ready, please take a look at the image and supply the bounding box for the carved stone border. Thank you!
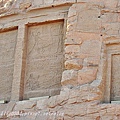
[99,40,120,103]
[10,18,67,102]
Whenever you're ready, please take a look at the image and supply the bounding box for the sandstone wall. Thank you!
[0,0,120,120]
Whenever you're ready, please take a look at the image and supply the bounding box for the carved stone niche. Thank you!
[24,21,64,100]
[103,40,120,103]
[0,29,17,102]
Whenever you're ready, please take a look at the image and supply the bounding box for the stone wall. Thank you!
[0,0,120,120]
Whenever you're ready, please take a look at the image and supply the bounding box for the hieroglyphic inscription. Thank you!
[24,21,64,99]
[111,54,120,101]
[0,30,17,101]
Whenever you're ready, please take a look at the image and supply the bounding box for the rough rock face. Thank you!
[0,0,120,120]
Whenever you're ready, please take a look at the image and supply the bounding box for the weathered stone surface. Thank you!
[24,21,64,99]
[83,57,100,67]
[66,32,100,43]
[61,70,78,86]
[0,104,7,112]
[65,45,80,54]
[0,29,17,101]
[77,0,101,2]
[35,114,49,120]
[36,98,48,110]
[101,13,118,23]
[65,59,83,70]
[102,23,120,36]
[75,4,101,33]
[6,101,16,112]
[47,96,57,108]
[103,0,118,8]
[10,115,36,120]
[0,0,15,14]
[80,40,101,58]
[14,101,36,111]
[31,0,43,6]
[0,1,120,120]
[19,0,32,10]
[111,54,120,101]
[44,0,54,4]
[65,38,82,45]
[78,68,97,85]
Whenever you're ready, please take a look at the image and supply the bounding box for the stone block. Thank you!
[101,13,118,23]
[102,23,120,36]
[68,32,100,41]
[47,96,57,108]
[10,115,36,120]
[103,0,118,8]
[6,101,16,112]
[14,101,36,111]
[61,70,78,86]
[55,93,69,105]
[19,0,32,10]
[64,104,87,117]
[75,4,101,33]
[29,96,49,101]
[60,87,70,100]
[0,104,7,119]
[65,45,80,54]
[77,0,101,2]
[35,115,49,120]
[83,57,100,67]
[68,4,77,18]
[78,68,97,85]
[44,0,54,4]
[65,38,82,45]
[36,98,48,110]
[32,0,43,6]
[80,40,101,57]
[65,59,83,70]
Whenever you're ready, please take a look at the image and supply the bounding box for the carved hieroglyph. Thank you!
[111,54,120,101]
[0,30,17,101]
[24,21,64,99]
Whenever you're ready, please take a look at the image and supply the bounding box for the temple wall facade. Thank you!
[0,0,120,120]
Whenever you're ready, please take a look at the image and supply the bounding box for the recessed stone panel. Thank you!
[24,21,64,99]
[0,30,17,101]
[104,43,120,102]
[111,54,120,101]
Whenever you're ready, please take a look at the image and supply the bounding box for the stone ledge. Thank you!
[0,0,76,18]
[111,101,120,104]
[27,1,76,12]
[0,100,5,104]
[29,96,49,101]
